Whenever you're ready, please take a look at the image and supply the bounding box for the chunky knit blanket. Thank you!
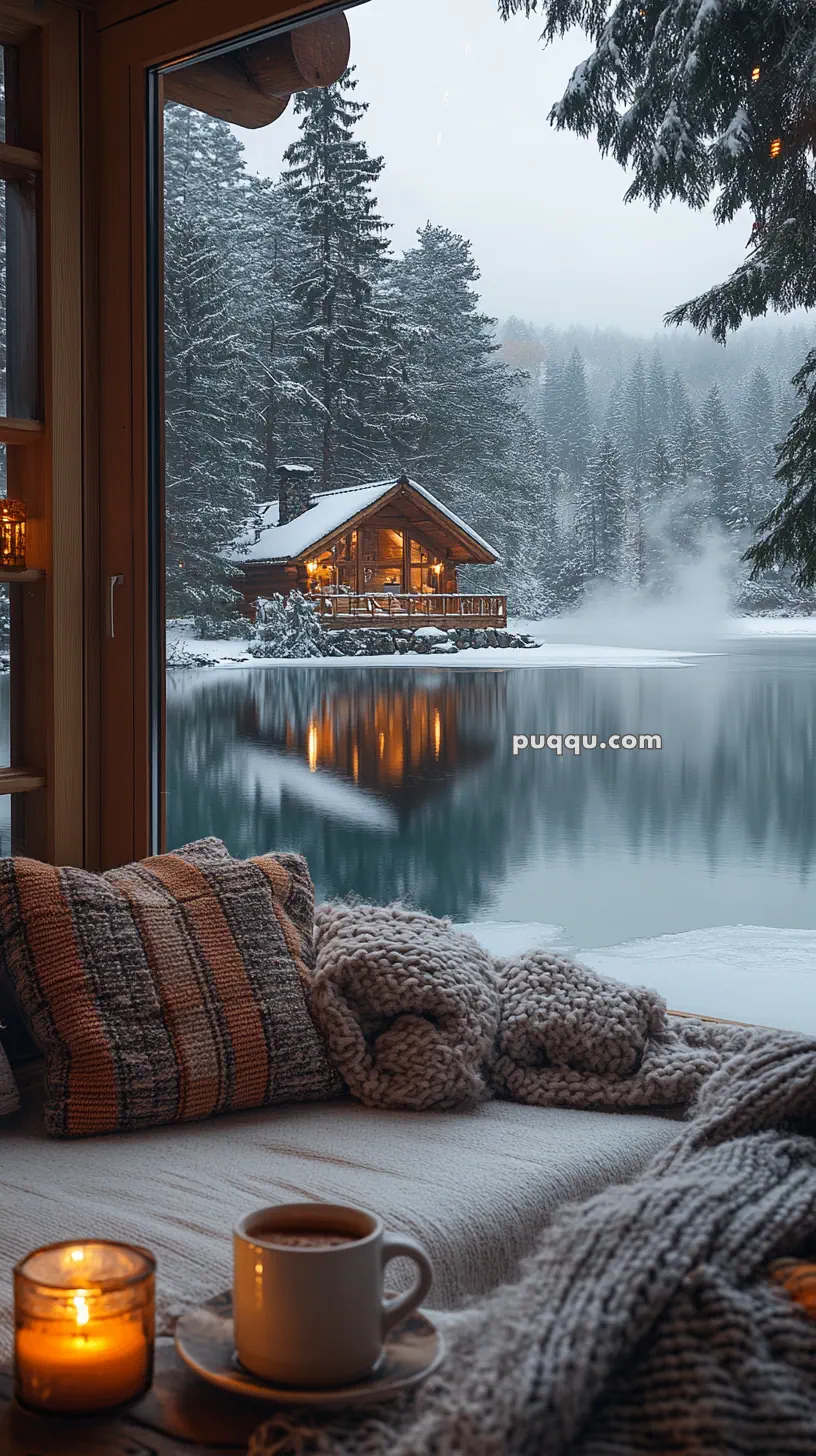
[311,902,757,1112]
[249,1034,816,1456]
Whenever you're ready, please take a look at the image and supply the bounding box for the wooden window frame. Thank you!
[97,0,363,867]
[0,2,85,867]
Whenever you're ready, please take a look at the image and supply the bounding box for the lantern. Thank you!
[0,499,26,570]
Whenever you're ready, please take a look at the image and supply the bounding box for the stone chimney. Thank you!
[277,464,316,526]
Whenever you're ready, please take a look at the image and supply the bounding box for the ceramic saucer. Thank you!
[174,1291,445,1408]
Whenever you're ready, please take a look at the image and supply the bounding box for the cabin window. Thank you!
[334,530,358,591]
[360,527,403,591]
[409,539,442,594]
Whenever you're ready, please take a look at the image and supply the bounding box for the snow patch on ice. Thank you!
[726,616,816,637]
[460,920,816,1035]
[455,921,570,958]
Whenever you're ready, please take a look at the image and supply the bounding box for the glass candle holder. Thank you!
[14,1241,155,1415]
[0,498,26,570]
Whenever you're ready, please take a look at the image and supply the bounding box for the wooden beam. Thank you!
[0,141,42,179]
[162,56,291,128]
[162,12,350,129]
[239,11,350,98]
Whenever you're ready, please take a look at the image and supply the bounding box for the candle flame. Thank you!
[70,1248,85,1263]
[73,1294,90,1328]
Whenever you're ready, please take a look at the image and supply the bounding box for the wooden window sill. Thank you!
[0,769,46,795]
[0,142,42,182]
[0,419,45,445]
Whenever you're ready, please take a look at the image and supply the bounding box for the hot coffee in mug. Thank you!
[233,1202,434,1387]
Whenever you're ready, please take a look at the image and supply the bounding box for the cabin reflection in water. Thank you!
[239,671,506,811]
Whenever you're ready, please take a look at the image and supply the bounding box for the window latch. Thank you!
[108,574,125,639]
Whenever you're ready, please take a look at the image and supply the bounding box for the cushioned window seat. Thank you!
[0,1065,679,1365]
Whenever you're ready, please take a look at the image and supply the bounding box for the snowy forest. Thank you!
[162,69,814,623]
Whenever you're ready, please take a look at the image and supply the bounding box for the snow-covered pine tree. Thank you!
[540,356,568,470]
[580,434,625,584]
[239,177,316,496]
[282,70,410,489]
[498,0,816,584]
[621,355,650,583]
[560,348,594,491]
[249,591,325,659]
[597,434,626,580]
[700,385,745,530]
[645,352,670,454]
[623,355,649,491]
[285,590,325,658]
[391,223,523,553]
[668,371,700,491]
[741,366,779,523]
[249,596,290,659]
[163,104,264,620]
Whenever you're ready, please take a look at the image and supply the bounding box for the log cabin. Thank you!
[231,466,508,630]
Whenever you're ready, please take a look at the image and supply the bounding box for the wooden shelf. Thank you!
[0,768,45,795]
[0,418,45,446]
[0,567,43,583]
[0,142,42,182]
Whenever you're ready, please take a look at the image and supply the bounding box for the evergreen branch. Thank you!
[744,350,816,587]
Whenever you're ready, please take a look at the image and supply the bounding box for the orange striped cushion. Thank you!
[0,839,341,1137]
[770,1259,816,1318]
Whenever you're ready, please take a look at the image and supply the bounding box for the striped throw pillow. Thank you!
[0,839,342,1137]
[0,1038,19,1116]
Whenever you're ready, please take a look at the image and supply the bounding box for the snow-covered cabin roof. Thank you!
[231,478,498,564]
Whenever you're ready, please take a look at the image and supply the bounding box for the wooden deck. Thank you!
[314,592,507,630]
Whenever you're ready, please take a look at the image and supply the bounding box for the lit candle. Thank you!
[14,1241,155,1414]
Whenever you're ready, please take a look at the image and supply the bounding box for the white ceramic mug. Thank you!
[233,1201,434,1388]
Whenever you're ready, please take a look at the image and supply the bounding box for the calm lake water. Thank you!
[167,637,816,1026]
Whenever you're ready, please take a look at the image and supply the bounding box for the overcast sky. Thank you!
[234,0,755,335]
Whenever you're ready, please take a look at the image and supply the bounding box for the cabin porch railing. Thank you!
[312,592,508,630]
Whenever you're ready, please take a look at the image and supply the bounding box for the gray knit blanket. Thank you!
[310,902,757,1112]
[250,1034,816,1456]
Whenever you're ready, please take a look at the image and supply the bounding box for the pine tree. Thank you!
[645,351,670,452]
[240,178,315,496]
[392,223,522,551]
[163,105,263,619]
[741,366,777,523]
[700,385,744,530]
[249,596,291,659]
[581,434,625,582]
[498,0,816,582]
[540,356,567,468]
[282,70,410,489]
[249,591,325,659]
[285,590,325,658]
[668,371,700,489]
[623,355,649,490]
[746,351,816,588]
[560,348,594,490]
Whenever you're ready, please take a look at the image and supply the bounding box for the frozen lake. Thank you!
[166,634,816,1033]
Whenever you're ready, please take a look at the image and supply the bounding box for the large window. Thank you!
[153,0,816,1036]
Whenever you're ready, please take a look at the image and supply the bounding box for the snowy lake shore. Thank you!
[459,921,816,1035]
[167,614,816,671]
